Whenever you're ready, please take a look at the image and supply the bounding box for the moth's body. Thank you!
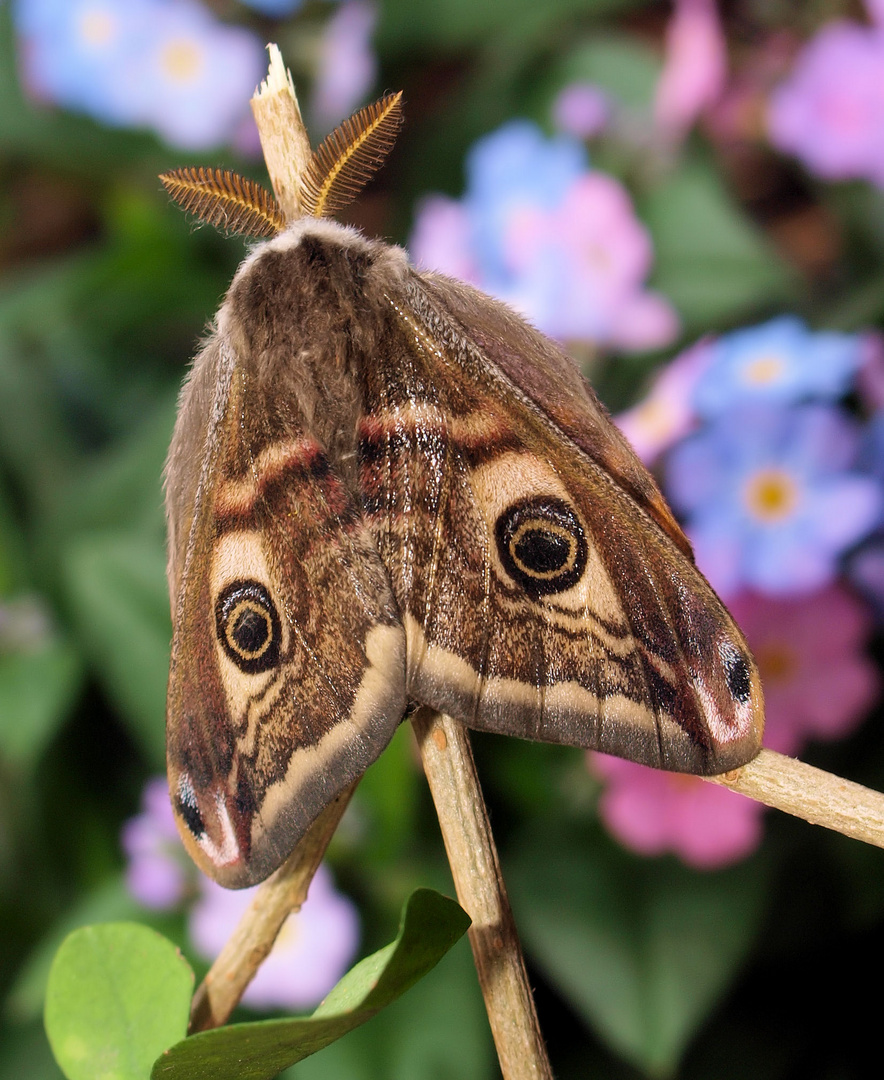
[166,217,764,887]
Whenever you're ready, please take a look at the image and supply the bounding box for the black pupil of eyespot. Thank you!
[515,528,570,574]
[495,497,587,598]
[215,580,281,673]
[232,606,269,654]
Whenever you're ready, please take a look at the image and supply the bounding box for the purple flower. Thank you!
[856,332,884,411]
[125,0,267,150]
[15,0,266,149]
[552,82,610,139]
[410,121,678,352]
[15,0,155,123]
[121,776,189,910]
[693,316,864,418]
[848,536,884,621]
[189,864,360,1010]
[653,0,727,142]
[728,586,879,756]
[589,754,764,868]
[665,403,882,597]
[767,20,884,186]
[857,411,884,481]
[311,1,377,130]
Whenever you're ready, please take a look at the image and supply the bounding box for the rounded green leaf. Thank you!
[152,888,471,1080]
[45,923,194,1080]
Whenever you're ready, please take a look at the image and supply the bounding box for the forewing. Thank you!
[358,273,763,774]
[165,334,405,888]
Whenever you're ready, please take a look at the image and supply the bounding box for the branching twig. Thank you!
[411,708,553,1080]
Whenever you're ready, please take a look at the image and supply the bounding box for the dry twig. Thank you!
[412,708,554,1080]
[705,747,884,848]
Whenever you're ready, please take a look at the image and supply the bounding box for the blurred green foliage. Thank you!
[2,2,884,1079]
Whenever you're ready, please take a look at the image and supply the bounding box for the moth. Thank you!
[162,93,764,888]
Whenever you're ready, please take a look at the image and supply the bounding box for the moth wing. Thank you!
[165,334,406,888]
[361,272,762,774]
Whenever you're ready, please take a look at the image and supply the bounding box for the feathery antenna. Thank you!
[160,90,403,235]
[159,168,286,238]
[299,92,404,219]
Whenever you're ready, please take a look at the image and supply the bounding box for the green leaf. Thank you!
[62,532,170,767]
[377,0,640,53]
[507,824,767,1075]
[8,878,145,1024]
[641,159,795,330]
[44,923,194,1080]
[151,888,471,1080]
[284,932,490,1080]
[54,397,175,540]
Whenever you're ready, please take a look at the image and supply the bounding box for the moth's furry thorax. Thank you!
[219,219,409,486]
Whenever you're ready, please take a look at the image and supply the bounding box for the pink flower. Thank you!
[590,754,764,869]
[767,20,884,186]
[589,583,880,868]
[728,586,880,756]
[505,173,679,350]
[311,0,378,130]
[409,194,482,284]
[188,863,360,1011]
[121,776,189,910]
[616,336,713,463]
[654,0,728,142]
[408,121,676,354]
[552,82,610,139]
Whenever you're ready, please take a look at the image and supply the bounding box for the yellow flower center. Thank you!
[161,38,203,84]
[744,468,798,522]
[633,399,671,440]
[755,642,795,685]
[743,353,786,385]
